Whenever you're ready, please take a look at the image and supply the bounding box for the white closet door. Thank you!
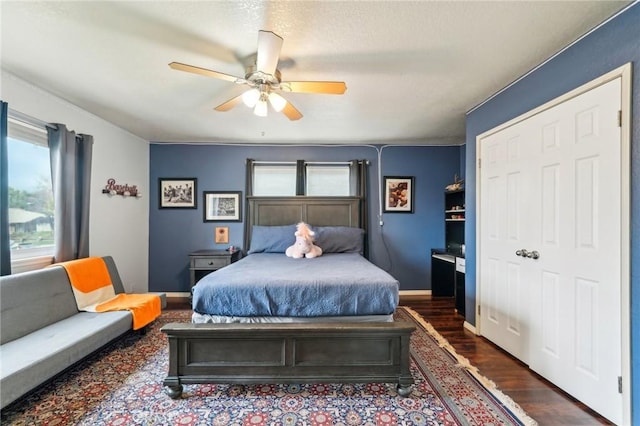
[479,124,536,363]
[478,77,622,424]
[527,77,622,425]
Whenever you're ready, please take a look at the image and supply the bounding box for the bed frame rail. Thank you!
[162,321,415,398]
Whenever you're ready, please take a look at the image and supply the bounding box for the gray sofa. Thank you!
[0,256,166,409]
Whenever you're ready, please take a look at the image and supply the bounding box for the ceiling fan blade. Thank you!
[256,30,283,76]
[281,101,303,121]
[281,81,347,94]
[214,93,244,112]
[169,62,243,84]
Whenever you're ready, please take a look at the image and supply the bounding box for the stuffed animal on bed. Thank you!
[285,222,323,259]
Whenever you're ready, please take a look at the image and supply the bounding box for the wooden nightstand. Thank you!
[188,249,240,289]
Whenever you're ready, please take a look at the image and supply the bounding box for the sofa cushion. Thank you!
[0,310,131,409]
[0,267,79,345]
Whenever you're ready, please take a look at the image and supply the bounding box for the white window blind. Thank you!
[305,164,350,196]
[253,163,297,196]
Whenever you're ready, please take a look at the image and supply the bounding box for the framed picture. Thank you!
[159,178,197,209]
[215,227,229,244]
[203,191,242,222]
[383,176,414,213]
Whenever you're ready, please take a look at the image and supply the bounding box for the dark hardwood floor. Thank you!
[400,294,611,426]
[165,296,611,425]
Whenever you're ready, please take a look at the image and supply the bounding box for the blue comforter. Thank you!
[192,253,399,317]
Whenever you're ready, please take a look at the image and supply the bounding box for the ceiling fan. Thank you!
[169,30,347,121]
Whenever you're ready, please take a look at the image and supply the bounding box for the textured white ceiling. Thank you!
[0,1,631,144]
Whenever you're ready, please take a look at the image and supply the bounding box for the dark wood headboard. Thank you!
[243,196,364,252]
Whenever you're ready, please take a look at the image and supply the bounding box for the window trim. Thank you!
[10,255,54,274]
[7,117,48,148]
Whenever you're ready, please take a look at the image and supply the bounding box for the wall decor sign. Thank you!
[215,227,229,244]
[102,178,141,197]
[204,191,242,222]
[383,176,415,213]
[159,178,197,209]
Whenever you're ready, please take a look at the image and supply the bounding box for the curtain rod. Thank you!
[306,161,353,165]
[8,109,57,131]
[253,161,355,165]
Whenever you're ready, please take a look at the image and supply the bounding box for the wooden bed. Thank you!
[161,196,415,398]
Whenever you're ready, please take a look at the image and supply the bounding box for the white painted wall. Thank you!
[1,71,150,292]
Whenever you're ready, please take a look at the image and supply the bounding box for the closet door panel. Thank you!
[479,77,623,424]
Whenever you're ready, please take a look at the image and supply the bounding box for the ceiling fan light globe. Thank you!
[242,88,260,107]
[254,100,268,117]
[268,92,287,112]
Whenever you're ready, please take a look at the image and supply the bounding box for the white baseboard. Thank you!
[165,292,191,298]
[463,321,477,334]
[399,290,432,296]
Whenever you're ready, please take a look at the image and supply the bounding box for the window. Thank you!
[7,118,54,262]
[251,161,354,196]
[305,164,350,196]
[252,163,297,196]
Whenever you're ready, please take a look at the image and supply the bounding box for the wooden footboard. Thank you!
[161,321,415,398]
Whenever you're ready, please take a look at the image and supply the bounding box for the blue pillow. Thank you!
[247,225,297,254]
[313,226,365,254]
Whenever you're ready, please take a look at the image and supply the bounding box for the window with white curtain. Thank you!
[7,118,55,262]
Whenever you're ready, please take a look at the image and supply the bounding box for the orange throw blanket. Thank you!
[55,257,161,330]
[96,293,161,330]
[55,257,115,311]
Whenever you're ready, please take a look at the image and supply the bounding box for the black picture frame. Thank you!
[383,176,414,213]
[203,191,242,222]
[159,178,197,209]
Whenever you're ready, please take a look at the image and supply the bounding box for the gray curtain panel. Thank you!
[350,159,368,257]
[47,124,93,262]
[0,101,10,275]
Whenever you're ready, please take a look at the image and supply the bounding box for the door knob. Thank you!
[515,249,528,257]
[527,250,540,260]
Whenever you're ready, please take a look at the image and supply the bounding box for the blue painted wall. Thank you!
[374,146,462,290]
[149,144,461,293]
[465,4,639,422]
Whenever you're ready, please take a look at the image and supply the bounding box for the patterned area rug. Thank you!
[1,307,536,425]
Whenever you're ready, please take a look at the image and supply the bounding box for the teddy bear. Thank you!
[285,222,323,258]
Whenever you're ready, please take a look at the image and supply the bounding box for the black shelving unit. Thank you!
[429,189,466,316]
[444,189,465,254]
